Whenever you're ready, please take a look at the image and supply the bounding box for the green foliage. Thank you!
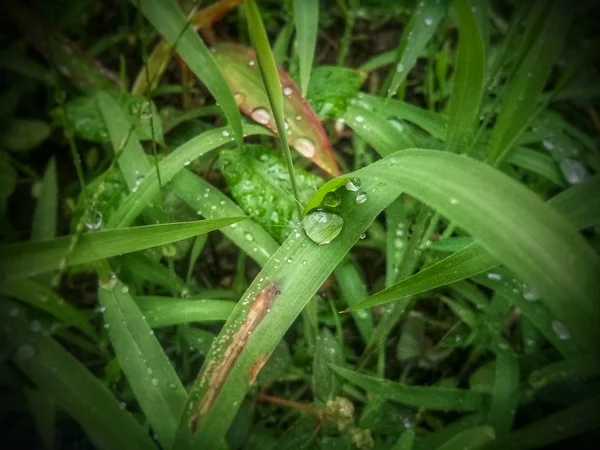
[306,66,363,117]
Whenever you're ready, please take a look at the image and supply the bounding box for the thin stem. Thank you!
[254,392,322,418]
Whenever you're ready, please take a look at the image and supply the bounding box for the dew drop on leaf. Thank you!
[283,86,293,96]
[552,320,571,341]
[355,192,368,204]
[559,158,588,184]
[251,107,271,125]
[345,177,361,192]
[85,209,103,230]
[303,209,344,245]
[14,344,36,361]
[523,284,540,302]
[322,191,341,208]
[293,137,315,158]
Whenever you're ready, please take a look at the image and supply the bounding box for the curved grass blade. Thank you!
[529,355,600,391]
[486,2,573,165]
[0,279,96,339]
[345,242,498,312]
[212,43,340,176]
[119,252,187,293]
[385,0,450,97]
[334,260,374,341]
[0,299,155,450]
[446,0,486,153]
[98,276,187,449]
[507,147,565,187]
[136,297,236,328]
[32,158,57,242]
[331,365,486,411]
[548,174,600,230]
[392,429,415,450]
[0,217,246,281]
[293,0,319,97]
[134,0,243,145]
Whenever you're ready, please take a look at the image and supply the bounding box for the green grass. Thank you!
[1,0,599,449]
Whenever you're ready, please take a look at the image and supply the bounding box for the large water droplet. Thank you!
[523,284,540,302]
[85,209,103,230]
[355,192,368,204]
[559,158,588,184]
[345,177,361,192]
[487,272,502,281]
[251,108,271,125]
[99,272,118,290]
[424,17,433,26]
[283,86,293,97]
[30,320,41,332]
[14,344,36,361]
[322,191,341,208]
[303,209,344,245]
[293,137,315,158]
[552,320,571,340]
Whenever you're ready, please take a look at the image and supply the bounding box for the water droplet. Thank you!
[345,177,361,192]
[244,232,254,242]
[559,159,588,184]
[30,321,41,332]
[542,139,555,150]
[183,158,191,167]
[121,285,129,294]
[552,320,571,340]
[99,273,118,290]
[295,115,302,121]
[450,198,459,205]
[487,272,502,281]
[322,191,341,208]
[221,130,230,137]
[151,378,159,386]
[424,17,433,26]
[14,344,35,361]
[283,86,293,96]
[396,62,405,72]
[355,192,368,204]
[251,108,271,125]
[9,307,19,317]
[393,239,404,249]
[303,209,344,245]
[140,102,152,119]
[355,115,365,123]
[293,137,315,158]
[85,209,103,230]
[104,323,110,329]
[119,402,126,410]
[168,383,177,390]
[389,119,404,132]
[234,93,245,105]
[360,232,366,240]
[523,284,540,302]
[248,59,255,66]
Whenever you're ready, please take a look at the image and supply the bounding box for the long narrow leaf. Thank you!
[293,0,319,96]
[136,297,236,328]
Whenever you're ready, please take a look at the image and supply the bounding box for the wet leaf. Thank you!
[220,144,323,242]
[312,328,342,402]
[212,43,340,176]
[306,66,363,118]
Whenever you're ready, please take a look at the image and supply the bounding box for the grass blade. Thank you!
[334,260,374,341]
[385,0,450,97]
[331,365,486,411]
[136,297,236,328]
[446,0,486,153]
[32,158,57,242]
[245,0,302,213]
[293,0,319,96]
[346,242,498,312]
[436,426,496,450]
[548,174,600,230]
[135,0,243,145]
[0,299,155,450]
[488,343,519,437]
[0,217,246,281]
[507,147,565,187]
[98,276,187,449]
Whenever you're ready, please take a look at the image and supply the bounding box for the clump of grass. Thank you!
[0,1,599,449]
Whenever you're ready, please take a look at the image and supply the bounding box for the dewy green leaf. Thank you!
[134,0,243,146]
[220,144,323,242]
[136,297,236,328]
[51,90,163,143]
[312,328,342,402]
[306,66,363,117]
[0,299,155,450]
[98,277,187,449]
[385,0,450,97]
[0,218,246,281]
[446,0,486,153]
[331,365,486,411]
[293,0,319,97]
